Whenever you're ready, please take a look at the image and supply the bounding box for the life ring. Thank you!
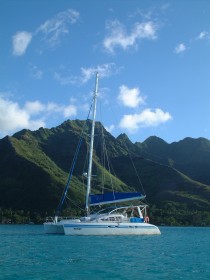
[144,216,149,223]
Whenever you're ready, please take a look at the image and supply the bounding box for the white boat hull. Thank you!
[44,222,64,234]
[63,222,161,236]
[44,219,81,234]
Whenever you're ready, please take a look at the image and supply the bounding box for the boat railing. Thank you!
[45,216,78,222]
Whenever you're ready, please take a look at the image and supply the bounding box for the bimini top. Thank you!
[89,192,146,206]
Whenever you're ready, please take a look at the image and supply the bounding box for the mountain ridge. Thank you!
[0,120,210,225]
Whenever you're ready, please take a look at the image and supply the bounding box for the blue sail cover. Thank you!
[89,192,146,206]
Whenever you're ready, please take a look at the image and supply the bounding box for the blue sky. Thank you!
[0,0,210,143]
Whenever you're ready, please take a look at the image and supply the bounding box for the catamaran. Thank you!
[62,73,161,236]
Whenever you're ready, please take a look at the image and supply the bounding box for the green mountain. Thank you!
[135,136,210,185]
[0,121,210,225]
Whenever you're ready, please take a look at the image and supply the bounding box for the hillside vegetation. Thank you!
[0,120,210,226]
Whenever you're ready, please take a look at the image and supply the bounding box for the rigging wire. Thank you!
[101,125,116,198]
[65,195,84,212]
[56,100,94,216]
[120,140,147,198]
[97,90,147,199]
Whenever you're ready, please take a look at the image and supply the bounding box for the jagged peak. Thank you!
[59,119,85,128]
[177,136,209,144]
[117,133,132,143]
[143,136,168,146]
[13,129,32,140]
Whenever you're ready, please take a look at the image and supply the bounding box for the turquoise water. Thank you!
[0,225,209,280]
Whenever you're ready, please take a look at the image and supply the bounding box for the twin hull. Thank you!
[44,219,81,234]
[44,222,64,234]
[63,222,161,236]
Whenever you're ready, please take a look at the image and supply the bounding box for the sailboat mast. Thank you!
[85,72,99,215]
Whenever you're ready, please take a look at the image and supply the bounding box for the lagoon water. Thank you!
[0,225,209,280]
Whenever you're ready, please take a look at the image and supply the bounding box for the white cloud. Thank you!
[0,97,45,135]
[25,119,46,131]
[46,102,61,112]
[198,31,208,39]
[54,72,77,85]
[196,31,210,41]
[12,31,32,56]
[54,63,119,85]
[119,108,172,131]
[118,85,144,108]
[103,20,157,53]
[174,31,210,54]
[63,105,77,117]
[12,9,79,56]
[45,102,77,117]
[37,9,80,46]
[174,43,186,54]
[81,63,118,83]
[24,101,45,115]
[0,97,77,137]
[105,124,115,133]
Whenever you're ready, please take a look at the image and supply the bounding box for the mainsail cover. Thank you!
[89,192,145,206]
